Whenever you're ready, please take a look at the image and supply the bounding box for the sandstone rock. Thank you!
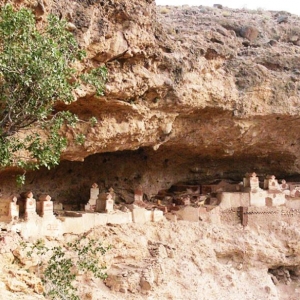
[6,278,28,293]
[239,26,259,42]
[2,216,300,299]
[5,270,44,294]
[3,0,300,202]
[1,8,300,300]
[66,22,77,31]
[0,232,21,254]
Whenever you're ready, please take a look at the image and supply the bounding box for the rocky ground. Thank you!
[1,219,300,299]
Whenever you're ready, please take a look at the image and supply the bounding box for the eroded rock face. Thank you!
[1,1,300,199]
[3,221,300,300]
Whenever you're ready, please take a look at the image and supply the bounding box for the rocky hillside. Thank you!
[1,1,300,208]
[1,2,300,300]
[1,220,300,299]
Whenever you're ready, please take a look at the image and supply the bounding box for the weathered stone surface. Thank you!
[1,4,300,300]
[3,209,300,299]
[239,26,259,42]
[1,1,300,209]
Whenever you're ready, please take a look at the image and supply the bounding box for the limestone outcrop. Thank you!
[58,1,300,174]
[2,3,300,300]
[1,221,300,299]
[1,1,300,205]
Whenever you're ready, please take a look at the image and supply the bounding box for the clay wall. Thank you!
[220,206,300,228]
[246,207,280,227]
[220,208,240,225]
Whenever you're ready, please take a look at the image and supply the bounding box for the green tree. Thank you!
[0,4,107,181]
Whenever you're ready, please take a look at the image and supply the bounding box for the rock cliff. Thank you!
[1,1,300,204]
[1,2,300,300]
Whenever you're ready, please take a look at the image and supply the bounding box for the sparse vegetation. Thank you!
[24,236,111,300]
[159,7,170,15]
[221,11,231,17]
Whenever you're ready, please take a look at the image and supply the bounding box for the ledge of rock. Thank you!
[1,1,300,201]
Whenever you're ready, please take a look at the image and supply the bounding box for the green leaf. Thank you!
[0,4,107,181]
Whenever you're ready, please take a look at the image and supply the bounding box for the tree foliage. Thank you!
[0,4,107,179]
